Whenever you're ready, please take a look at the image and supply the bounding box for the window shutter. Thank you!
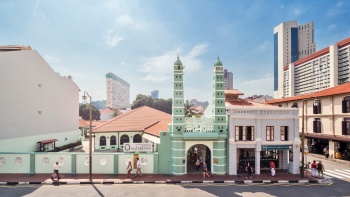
[342,100,347,113]
[342,121,346,135]
[313,105,317,114]
[318,103,321,114]
[317,121,321,133]
[313,121,317,133]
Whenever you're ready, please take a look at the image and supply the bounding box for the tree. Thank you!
[79,104,101,120]
[131,94,172,114]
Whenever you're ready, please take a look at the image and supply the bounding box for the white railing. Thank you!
[184,117,214,132]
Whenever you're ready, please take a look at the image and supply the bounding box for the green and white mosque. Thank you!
[158,56,228,175]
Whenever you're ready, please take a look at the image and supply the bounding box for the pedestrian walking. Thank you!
[317,161,325,179]
[134,157,142,177]
[311,160,317,177]
[202,161,210,179]
[126,161,132,178]
[52,162,61,181]
[196,157,201,171]
[270,161,276,177]
[245,162,253,178]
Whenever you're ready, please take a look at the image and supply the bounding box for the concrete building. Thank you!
[0,48,80,152]
[274,21,317,99]
[159,57,227,175]
[224,69,233,90]
[0,45,32,52]
[151,90,159,99]
[283,37,350,97]
[226,90,300,175]
[92,106,171,151]
[267,83,350,161]
[106,72,130,110]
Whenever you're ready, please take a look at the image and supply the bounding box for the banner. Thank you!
[123,143,153,152]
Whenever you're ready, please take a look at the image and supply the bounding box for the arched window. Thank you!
[110,136,116,145]
[342,96,350,113]
[100,136,106,146]
[120,134,129,145]
[133,134,142,143]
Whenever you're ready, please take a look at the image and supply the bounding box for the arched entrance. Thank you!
[187,144,211,174]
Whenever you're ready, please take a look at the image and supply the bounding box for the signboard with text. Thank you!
[123,143,153,152]
[262,145,292,151]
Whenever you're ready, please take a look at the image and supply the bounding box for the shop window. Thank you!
[235,126,254,141]
[100,136,106,146]
[110,136,116,145]
[280,126,288,141]
[313,118,321,133]
[266,126,274,141]
[342,118,350,135]
[313,99,321,114]
[120,134,129,145]
[133,134,142,143]
[342,96,350,113]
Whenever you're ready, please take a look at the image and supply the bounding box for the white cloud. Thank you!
[327,24,336,31]
[290,7,304,16]
[105,30,124,48]
[0,2,12,9]
[117,14,133,26]
[256,40,270,51]
[239,74,274,97]
[336,1,344,7]
[140,43,208,82]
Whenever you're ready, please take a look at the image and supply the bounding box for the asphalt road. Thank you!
[0,179,349,197]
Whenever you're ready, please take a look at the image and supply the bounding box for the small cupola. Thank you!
[174,55,184,70]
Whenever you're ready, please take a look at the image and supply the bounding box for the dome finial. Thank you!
[177,54,179,60]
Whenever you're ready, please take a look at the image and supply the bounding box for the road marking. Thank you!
[327,170,350,178]
[323,170,344,179]
[334,170,350,176]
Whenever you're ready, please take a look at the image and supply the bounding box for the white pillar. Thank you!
[255,150,260,174]
[329,140,335,159]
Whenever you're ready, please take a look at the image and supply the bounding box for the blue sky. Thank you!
[1,0,350,103]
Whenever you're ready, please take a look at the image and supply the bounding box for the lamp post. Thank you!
[301,99,305,178]
[82,91,92,182]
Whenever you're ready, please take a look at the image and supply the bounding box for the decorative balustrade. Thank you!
[184,117,214,132]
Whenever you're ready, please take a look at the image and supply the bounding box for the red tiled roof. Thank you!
[337,37,350,48]
[224,89,244,95]
[79,118,106,127]
[38,139,58,144]
[92,106,171,137]
[267,82,350,104]
[226,99,281,108]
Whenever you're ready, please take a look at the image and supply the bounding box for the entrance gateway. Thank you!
[158,56,228,175]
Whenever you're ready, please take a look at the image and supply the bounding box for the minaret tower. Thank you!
[212,57,227,133]
[172,55,185,133]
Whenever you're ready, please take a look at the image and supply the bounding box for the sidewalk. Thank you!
[0,170,325,185]
[307,153,350,166]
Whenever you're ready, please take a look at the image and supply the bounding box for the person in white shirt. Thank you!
[52,162,61,180]
[135,158,142,177]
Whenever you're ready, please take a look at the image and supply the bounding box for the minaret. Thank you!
[212,57,227,133]
[172,55,185,133]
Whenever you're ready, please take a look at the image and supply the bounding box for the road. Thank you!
[306,154,350,182]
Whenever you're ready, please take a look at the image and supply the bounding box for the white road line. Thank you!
[323,170,344,179]
[344,169,350,173]
[335,170,350,176]
[327,170,350,178]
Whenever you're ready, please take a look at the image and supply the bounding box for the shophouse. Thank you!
[226,89,300,175]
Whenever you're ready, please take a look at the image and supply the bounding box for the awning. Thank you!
[142,133,160,144]
[303,133,350,143]
[37,139,58,144]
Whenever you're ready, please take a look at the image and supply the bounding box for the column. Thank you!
[255,150,260,174]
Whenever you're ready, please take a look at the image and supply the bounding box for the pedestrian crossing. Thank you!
[323,169,350,179]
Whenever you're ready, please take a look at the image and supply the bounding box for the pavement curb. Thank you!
[0,180,323,185]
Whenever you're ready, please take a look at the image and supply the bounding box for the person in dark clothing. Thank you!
[246,162,253,178]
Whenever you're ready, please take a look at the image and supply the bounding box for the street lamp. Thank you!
[82,91,92,182]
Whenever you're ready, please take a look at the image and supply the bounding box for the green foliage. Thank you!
[131,94,172,114]
[79,104,101,120]
[53,140,82,152]
[91,100,106,110]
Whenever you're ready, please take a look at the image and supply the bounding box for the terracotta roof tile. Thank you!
[93,106,171,134]
[226,99,281,108]
[267,82,350,104]
[224,89,244,95]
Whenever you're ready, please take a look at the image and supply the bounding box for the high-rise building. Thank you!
[283,37,350,97]
[224,69,233,90]
[274,21,317,98]
[106,72,130,110]
[151,90,159,99]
